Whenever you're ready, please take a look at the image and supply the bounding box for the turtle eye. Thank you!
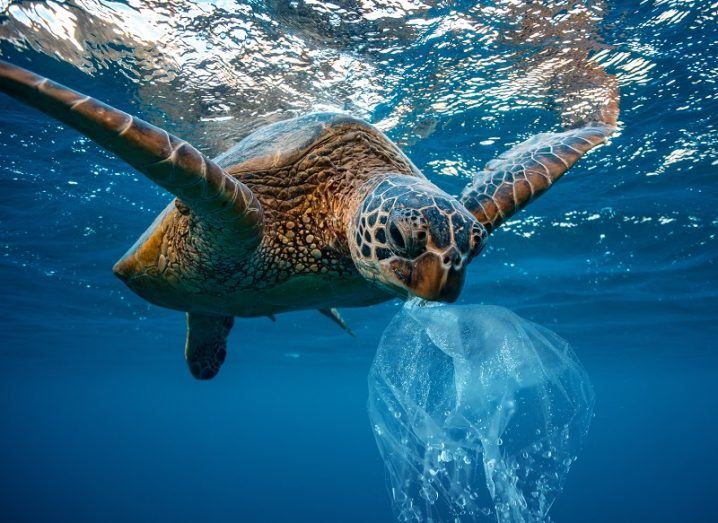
[388,221,406,250]
[388,217,427,258]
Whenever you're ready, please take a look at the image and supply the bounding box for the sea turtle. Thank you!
[0,60,617,379]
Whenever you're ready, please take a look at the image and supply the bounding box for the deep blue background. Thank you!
[1,1,717,522]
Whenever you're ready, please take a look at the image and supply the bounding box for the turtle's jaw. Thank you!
[436,266,465,302]
[383,251,467,303]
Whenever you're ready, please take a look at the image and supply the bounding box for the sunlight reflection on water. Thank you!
[1,1,624,140]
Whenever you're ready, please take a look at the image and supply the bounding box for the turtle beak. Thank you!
[389,251,467,303]
[437,266,466,302]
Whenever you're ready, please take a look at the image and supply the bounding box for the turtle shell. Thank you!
[213,112,418,175]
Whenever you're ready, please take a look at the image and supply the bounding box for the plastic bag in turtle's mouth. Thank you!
[368,301,595,523]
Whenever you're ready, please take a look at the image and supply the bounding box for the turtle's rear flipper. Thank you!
[185,313,234,380]
[319,308,355,337]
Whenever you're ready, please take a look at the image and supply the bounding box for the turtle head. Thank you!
[349,175,487,302]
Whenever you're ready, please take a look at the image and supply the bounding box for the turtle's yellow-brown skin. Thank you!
[113,114,421,317]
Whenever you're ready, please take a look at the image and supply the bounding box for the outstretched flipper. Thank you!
[460,122,615,233]
[185,313,234,380]
[0,60,263,251]
[461,51,619,233]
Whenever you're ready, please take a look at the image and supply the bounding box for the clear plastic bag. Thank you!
[368,302,595,522]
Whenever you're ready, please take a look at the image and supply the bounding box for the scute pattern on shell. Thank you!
[149,117,423,299]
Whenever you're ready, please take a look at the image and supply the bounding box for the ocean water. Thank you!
[0,1,716,522]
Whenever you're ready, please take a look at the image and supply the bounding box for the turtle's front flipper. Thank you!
[185,313,234,380]
[0,60,263,253]
[460,123,615,233]
[461,66,618,234]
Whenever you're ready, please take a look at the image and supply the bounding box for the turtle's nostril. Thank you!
[442,249,462,268]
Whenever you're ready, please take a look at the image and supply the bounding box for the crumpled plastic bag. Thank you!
[368,302,595,522]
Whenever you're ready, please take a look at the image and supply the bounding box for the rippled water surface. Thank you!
[0,1,716,522]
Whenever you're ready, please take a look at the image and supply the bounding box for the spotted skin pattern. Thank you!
[225,126,420,291]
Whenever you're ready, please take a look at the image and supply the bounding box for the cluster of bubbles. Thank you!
[369,301,595,522]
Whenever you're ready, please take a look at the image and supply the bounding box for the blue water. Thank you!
[1,1,717,522]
